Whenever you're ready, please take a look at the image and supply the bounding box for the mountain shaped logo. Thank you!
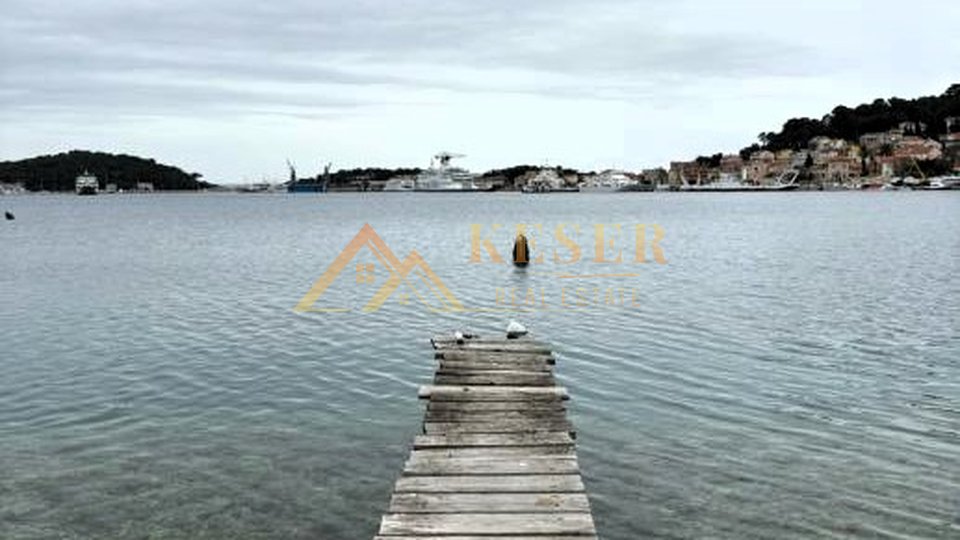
[294,223,464,313]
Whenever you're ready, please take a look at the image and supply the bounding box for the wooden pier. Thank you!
[374,334,598,539]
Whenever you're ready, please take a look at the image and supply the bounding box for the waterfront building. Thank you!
[940,117,960,170]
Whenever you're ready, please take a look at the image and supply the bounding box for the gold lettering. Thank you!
[634,224,666,264]
[593,224,623,263]
[575,287,589,306]
[604,288,615,305]
[470,224,504,264]
[650,224,666,264]
[553,223,581,264]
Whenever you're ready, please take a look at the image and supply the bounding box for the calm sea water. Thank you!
[1,192,958,539]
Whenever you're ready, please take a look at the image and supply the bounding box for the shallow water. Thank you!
[1,192,958,539]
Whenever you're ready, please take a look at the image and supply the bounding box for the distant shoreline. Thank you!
[4,186,959,196]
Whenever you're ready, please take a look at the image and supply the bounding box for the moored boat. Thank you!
[919,175,960,190]
[383,177,416,192]
[579,170,641,193]
[680,171,799,192]
[75,170,99,195]
[521,168,579,193]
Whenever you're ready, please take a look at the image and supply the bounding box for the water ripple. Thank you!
[1,192,959,539]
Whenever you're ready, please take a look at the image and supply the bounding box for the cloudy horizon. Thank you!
[1,0,957,182]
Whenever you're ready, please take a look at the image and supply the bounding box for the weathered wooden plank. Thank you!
[375,333,595,539]
[431,337,547,345]
[423,419,574,435]
[408,445,576,459]
[432,340,552,354]
[425,409,568,423]
[434,372,555,386]
[404,455,578,476]
[388,492,592,513]
[392,474,585,493]
[436,349,554,357]
[376,536,597,540]
[438,360,553,372]
[437,350,555,363]
[433,344,553,355]
[419,385,568,401]
[414,432,574,449]
[436,367,553,376]
[431,336,549,347]
[438,354,553,363]
[427,401,566,413]
[378,512,596,536]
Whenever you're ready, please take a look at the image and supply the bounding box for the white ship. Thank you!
[384,152,480,192]
[75,170,99,195]
[521,168,579,193]
[382,177,415,191]
[579,170,639,193]
[679,171,799,192]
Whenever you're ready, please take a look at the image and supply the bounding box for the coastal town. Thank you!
[665,117,960,191]
[3,91,959,195]
[3,118,958,196]
[227,114,960,193]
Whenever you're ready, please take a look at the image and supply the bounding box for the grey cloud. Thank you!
[0,0,830,120]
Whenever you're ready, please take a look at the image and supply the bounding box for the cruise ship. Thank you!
[384,152,480,192]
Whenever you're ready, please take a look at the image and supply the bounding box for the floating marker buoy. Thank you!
[513,233,530,267]
[4,211,13,221]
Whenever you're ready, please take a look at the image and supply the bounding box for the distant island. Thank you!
[0,150,213,192]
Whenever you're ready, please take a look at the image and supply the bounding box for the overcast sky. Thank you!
[1,0,957,182]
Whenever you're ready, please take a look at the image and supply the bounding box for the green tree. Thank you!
[0,150,210,192]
